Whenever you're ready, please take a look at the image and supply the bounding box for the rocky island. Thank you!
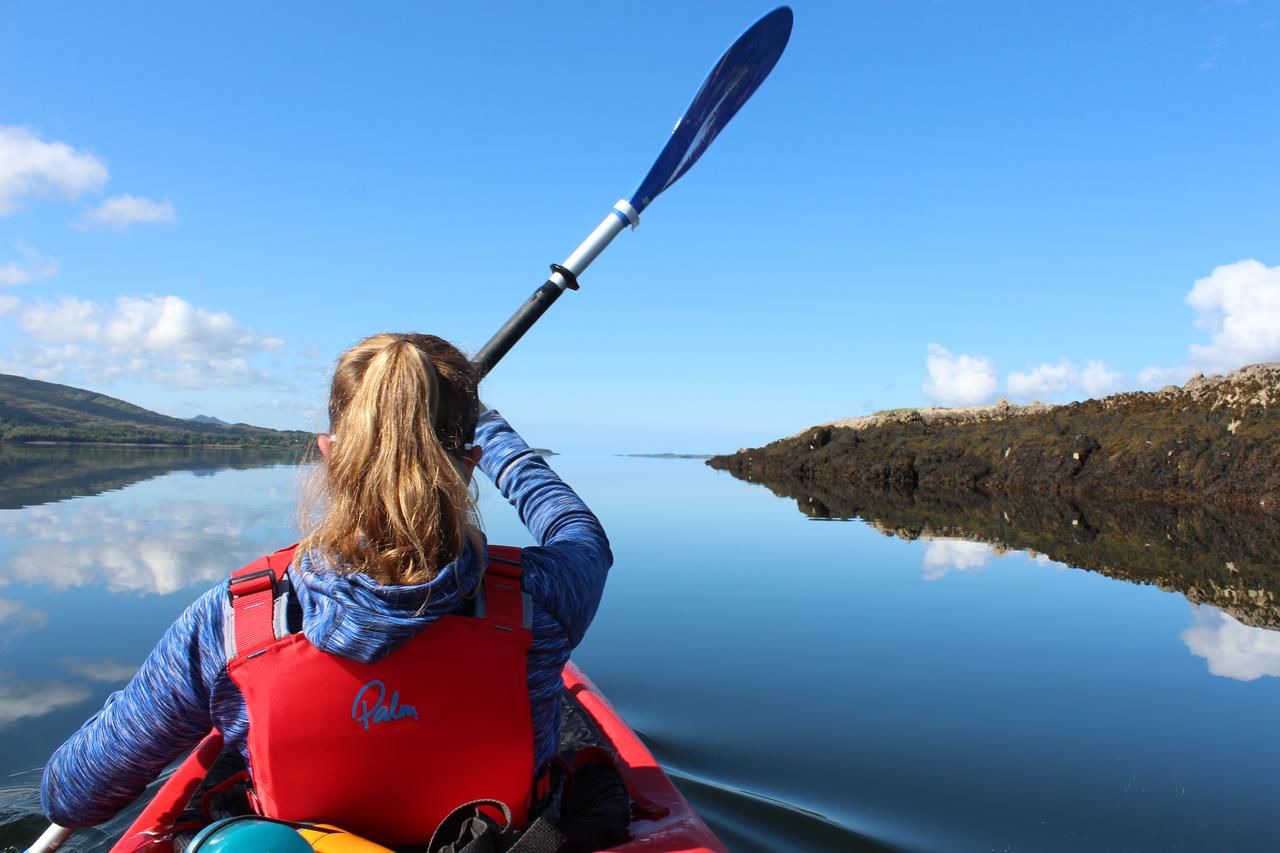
[709,363,1280,508]
[708,364,1280,628]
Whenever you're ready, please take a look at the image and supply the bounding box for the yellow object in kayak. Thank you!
[295,825,396,853]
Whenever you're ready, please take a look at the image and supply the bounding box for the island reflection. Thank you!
[742,473,1280,631]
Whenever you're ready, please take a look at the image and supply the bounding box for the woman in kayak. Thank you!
[41,332,613,845]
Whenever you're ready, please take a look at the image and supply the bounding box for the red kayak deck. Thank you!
[110,663,725,853]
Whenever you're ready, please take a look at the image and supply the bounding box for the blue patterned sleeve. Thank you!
[476,410,612,647]
[40,583,230,827]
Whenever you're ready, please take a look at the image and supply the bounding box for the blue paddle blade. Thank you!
[628,6,793,215]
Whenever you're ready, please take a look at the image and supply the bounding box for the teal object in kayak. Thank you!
[188,817,313,853]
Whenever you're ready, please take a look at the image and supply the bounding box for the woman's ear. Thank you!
[316,434,333,459]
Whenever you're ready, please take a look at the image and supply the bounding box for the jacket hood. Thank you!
[288,537,486,663]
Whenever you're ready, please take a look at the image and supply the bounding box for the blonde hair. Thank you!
[300,333,482,585]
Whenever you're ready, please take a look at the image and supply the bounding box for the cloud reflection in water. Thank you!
[0,499,289,596]
[60,658,139,684]
[921,539,997,580]
[0,597,48,641]
[918,541,1280,681]
[1182,606,1280,681]
[0,675,91,727]
[0,658,141,729]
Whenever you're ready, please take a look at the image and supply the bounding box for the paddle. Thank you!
[472,5,793,377]
[22,10,792,853]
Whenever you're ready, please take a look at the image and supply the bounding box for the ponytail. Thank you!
[300,333,482,585]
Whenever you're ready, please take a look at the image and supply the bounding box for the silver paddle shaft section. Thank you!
[472,199,640,378]
[25,825,72,853]
[549,200,640,290]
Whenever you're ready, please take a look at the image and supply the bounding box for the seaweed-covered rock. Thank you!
[708,362,1280,509]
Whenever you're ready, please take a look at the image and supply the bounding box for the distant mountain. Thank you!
[0,374,311,448]
[618,453,714,459]
[189,414,230,426]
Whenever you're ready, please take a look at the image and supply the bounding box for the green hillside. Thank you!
[0,373,312,448]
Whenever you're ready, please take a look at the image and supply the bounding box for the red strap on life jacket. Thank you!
[229,544,298,658]
[485,543,523,576]
[227,543,527,657]
[481,545,526,630]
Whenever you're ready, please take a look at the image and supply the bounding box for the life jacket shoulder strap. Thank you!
[226,544,298,661]
[480,545,530,632]
[226,543,529,660]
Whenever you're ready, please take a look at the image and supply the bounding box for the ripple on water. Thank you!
[668,768,899,852]
[2,768,154,853]
[630,723,901,851]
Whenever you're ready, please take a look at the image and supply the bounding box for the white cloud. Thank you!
[1136,364,1196,389]
[1141,259,1280,384]
[1008,359,1076,400]
[19,298,99,343]
[1182,606,1280,681]
[0,295,17,316]
[1186,259,1280,371]
[0,243,59,286]
[922,539,996,580]
[1006,358,1125,402]
[9,294,283,388]
[0,343,92,382]
[0,677,91,727]
[0,126,108,216]
[923,344,998,406]
[79,194,177,230]
[1079,360,1124,397]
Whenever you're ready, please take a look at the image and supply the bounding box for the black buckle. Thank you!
[229,568,276,598]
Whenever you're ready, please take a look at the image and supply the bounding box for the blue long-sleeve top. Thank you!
[41,411,612,828]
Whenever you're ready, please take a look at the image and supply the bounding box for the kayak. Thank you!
[99,663,725,853]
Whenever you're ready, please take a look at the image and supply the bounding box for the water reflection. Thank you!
[920,539,996,580]
[740,472,1280,631]
[1182,606,1280,682]
[0,598,48,642]
[60,659,138,685]
[0,452,298,767]
[3,453,1279,850]
[0,443,302,509]
[0,659,137,729]
[0,499,289,595]
[0,674,91,727]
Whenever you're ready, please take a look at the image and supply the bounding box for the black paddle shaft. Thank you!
[471,279,565,379]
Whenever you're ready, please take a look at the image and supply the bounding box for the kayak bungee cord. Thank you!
[24,8,792,853]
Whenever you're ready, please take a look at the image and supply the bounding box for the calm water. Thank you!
[2,446,1278,852]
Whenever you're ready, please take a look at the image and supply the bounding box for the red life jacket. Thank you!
[224,543,535,846]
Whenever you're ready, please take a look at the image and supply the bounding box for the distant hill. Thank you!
[189,414,230,426]
[618,453,714,459]
[0,373,311,448]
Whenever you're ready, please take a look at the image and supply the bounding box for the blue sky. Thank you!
[1,1,1278,452]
